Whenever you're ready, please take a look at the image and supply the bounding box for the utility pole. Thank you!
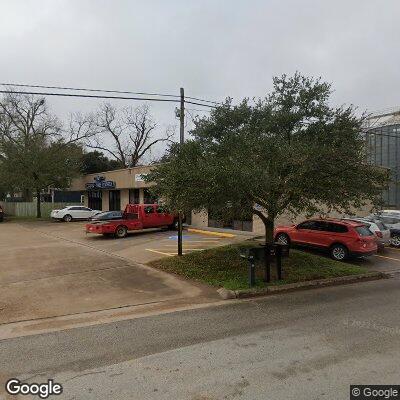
[178,87,184,256]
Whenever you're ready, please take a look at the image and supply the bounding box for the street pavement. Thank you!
[1,275,400,399]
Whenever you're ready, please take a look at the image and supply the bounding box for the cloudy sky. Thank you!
[0,0,399,148]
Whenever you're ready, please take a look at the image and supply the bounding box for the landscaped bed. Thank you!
[148,241,368,291]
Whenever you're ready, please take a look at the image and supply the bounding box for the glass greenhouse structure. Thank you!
[365,110,400,207]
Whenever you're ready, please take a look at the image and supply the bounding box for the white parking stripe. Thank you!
[145,249,175,257]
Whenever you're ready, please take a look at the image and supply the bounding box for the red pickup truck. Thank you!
[85,204,178,238]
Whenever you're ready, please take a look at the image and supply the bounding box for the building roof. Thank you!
[364,107,400,130]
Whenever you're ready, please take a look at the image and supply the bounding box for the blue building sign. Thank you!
[85,176,116,190]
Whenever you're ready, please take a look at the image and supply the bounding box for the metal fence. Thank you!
[0,201,82,217]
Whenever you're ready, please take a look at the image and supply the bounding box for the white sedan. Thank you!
[51,206,101,222]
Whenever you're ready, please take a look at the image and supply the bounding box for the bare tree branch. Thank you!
[77,103,175,168]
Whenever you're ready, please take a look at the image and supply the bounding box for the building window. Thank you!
[109,190,121,211]
[208,207,253,232]
[129,189,140,204]
[144,188,158,204]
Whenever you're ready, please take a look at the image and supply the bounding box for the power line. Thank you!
[185,100,216,108]
[0,89,217,108]
[0,82,221,106]
[0,89,179,103]
[0,82,178,99]
[0,89,194,104]
[185,96,221,105]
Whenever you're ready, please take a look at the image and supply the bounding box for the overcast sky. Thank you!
[0,0,399,151]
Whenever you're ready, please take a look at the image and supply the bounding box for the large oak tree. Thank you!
[147,73,388,242]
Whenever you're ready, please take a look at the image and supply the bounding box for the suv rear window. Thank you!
[355,226,373,236]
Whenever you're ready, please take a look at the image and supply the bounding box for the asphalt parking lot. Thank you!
[2,219,400,340]
[351,246,400,273]
[0,220,245,338]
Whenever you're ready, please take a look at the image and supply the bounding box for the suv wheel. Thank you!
[391,234,400,248]
[115,226,128,239]
[275,233,290,245]
[330,244,348,261]
[63,214,73,222]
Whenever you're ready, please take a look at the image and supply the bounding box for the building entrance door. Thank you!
[109,190,121,211]
[88,191,102,210]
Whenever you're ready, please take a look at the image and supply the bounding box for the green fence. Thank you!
[0,201,82,217]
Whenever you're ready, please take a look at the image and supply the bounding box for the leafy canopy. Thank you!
[0,92,83,215]
[147,73,388,239]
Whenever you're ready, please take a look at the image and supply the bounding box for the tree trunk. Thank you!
[264,217,275,244]
[252,208,275,244]
[36,188,41,218]
[23,188,33,202]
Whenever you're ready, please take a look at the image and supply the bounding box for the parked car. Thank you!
[274,218,377,261]
[86,204,178,238]
[342,217,390,251]
[368,213,400,247]
[0,205,3,222]
[382,209,400,215]
[51,206,101,222]
[89,211,123,221]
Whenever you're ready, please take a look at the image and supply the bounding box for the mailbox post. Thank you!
[240,250,255,287]
[241,243,289,287]
[261,243,273,283]
[248,253,256,287]
[274,243,289,280]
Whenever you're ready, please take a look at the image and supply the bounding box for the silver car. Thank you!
[368,213,400,247]
[343,217,391,250]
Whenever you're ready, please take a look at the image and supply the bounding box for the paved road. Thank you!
[1,276,400,399]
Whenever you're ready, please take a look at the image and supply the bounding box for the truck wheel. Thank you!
[63,214,73,222]
[115,226,128,239]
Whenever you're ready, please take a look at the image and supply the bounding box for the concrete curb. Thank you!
[217,272,389,300]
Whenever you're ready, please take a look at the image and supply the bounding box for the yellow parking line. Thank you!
[187,228,235,238]
[387,247,400,251]
[145,249,175,257]
[374,254,400,262]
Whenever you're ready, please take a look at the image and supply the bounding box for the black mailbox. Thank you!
[259,243,290,258]
[240,243,290,286]
[240,247,265,261]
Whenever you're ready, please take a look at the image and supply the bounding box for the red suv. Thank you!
[274,219,377,261]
